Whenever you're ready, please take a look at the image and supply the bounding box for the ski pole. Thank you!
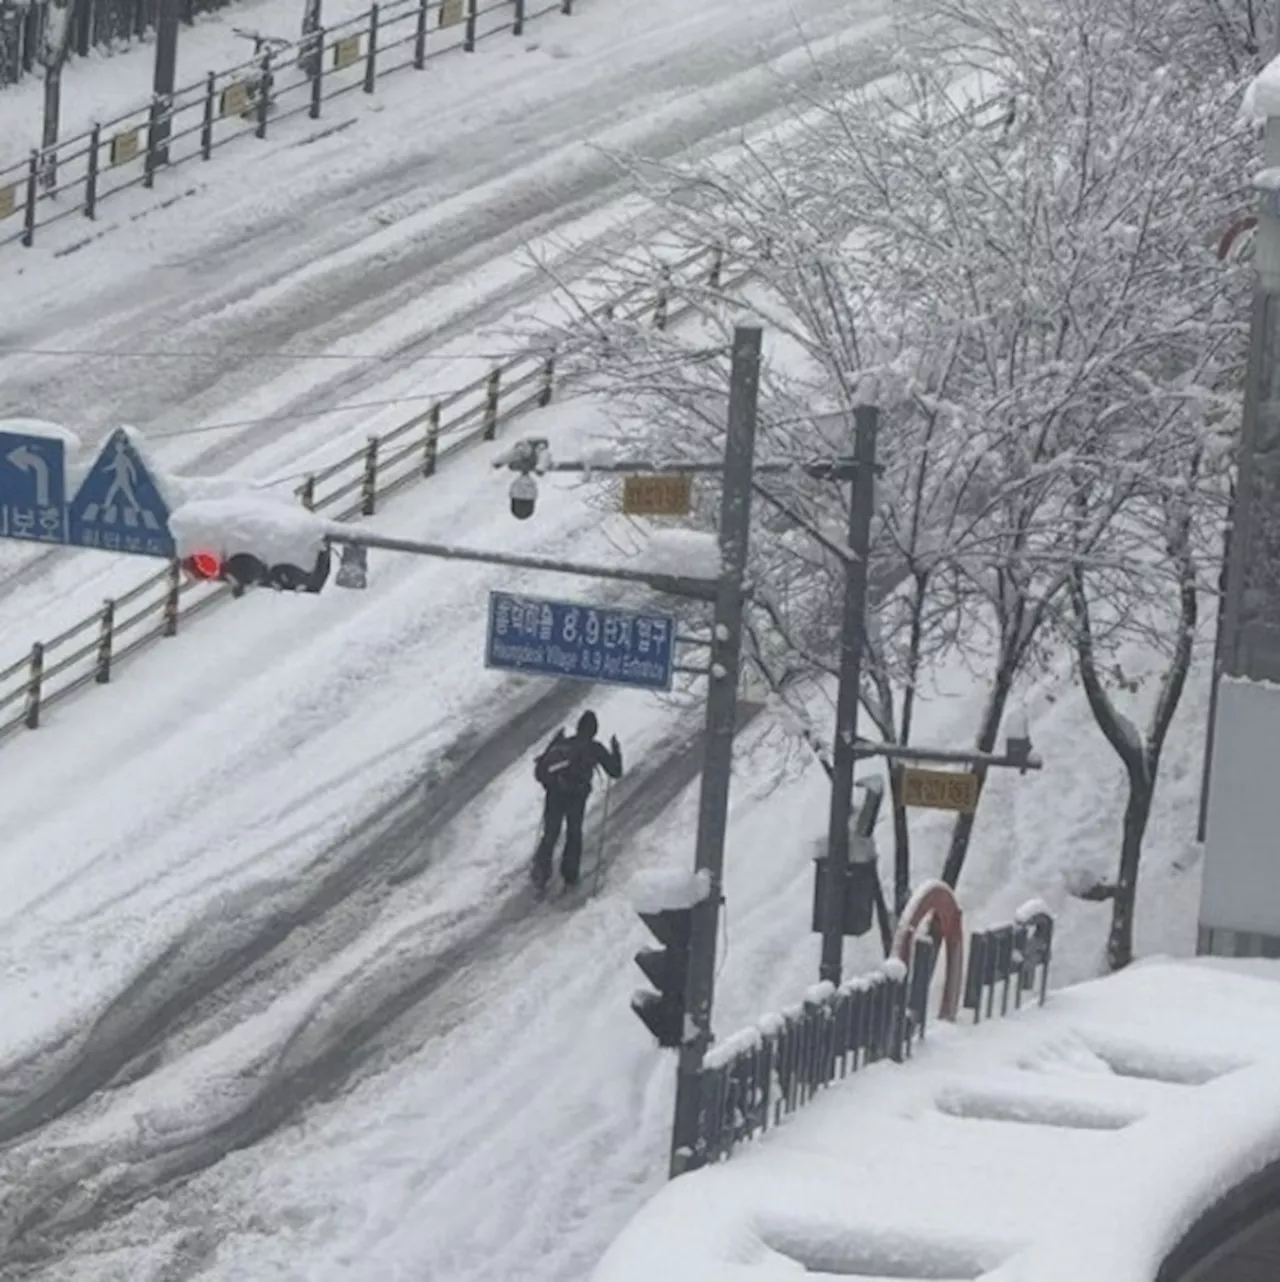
[593,776,613,896]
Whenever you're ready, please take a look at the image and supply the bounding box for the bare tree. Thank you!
[36,0,79,187]
[534,0,1252,907]
[1067,475,1207,970]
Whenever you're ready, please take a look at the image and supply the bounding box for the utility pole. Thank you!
[819,404,877,985]
[669,325,760,1177]
[1217,116,1280,689]
[151,0,180,168]
[1196,76,1280,954]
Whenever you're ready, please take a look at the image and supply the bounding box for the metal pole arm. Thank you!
[326,529,720,602]
[493,444,865,480]
[852,741,1044,771]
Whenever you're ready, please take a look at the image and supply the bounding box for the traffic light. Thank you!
[181,547,331,594]
[631,906,692,1049]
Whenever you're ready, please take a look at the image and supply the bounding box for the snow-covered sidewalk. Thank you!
[592,957,1280,1282]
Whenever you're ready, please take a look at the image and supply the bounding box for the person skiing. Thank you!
[532,710,623,890]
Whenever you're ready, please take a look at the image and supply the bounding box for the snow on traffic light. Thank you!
[171,493,333,595]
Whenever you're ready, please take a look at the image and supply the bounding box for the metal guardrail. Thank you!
[0,239,746,740]
[694,906,1055,1164]
[0,0,575,249]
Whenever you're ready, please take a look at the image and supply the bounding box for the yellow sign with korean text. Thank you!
[110,129,140,166]
[220,81,254,118]
[333,34,362,69]
[622,474,692,518]
[901,767,979,814]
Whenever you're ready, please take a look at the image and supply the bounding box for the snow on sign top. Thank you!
[0,418,83,452]
[591,958,1280,1282]
[631,868,711,913]
[1241,54,1280,122]
[169,493,336,565]
[638,530,721,581]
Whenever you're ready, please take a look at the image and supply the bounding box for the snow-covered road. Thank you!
[0,388,1209,1281]
[0,0,901,650]
[0,2,1210,1279]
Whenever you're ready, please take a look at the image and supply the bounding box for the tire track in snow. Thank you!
[0,676,589,1150]
[0,702,760,1274]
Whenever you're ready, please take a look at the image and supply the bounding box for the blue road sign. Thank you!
[0,430,68,545]
[485,591,675,692]
[68,428,174,559]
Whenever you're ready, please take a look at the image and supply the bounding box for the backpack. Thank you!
[536,733,594,793]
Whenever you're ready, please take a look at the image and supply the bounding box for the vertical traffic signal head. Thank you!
[631,906,692,1049]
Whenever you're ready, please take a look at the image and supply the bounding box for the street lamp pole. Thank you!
[819,403,878,986]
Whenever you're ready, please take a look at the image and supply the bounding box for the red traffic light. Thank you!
[184,550,224,581]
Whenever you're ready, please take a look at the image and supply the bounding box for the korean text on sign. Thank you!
[485,592,676,692]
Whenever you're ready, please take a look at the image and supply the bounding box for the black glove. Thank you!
[610,734,620,754]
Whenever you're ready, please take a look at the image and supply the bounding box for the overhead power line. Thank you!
[0,344,533,363]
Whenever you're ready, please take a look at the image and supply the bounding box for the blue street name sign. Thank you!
[67,427,174,559]
[0,430,69,545]
[485,591,676,692]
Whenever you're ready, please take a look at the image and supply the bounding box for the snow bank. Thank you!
[170,494,336,565]
[632,867,711,913]
[639,530,722,581]
[592,959,1280,1282]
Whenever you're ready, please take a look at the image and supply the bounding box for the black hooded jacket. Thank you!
[535,711,622,795]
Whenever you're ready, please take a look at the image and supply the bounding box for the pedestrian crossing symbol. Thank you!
[68,428,175,559]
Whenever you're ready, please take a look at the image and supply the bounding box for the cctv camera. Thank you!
[510,474,538,520]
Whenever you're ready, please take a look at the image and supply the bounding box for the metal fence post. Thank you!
[311,30,326,117]
[464,0,476,50]
[95,599,115,684]
[300,475,316,510]
[22,150,37,247]
[423,403,440,476]
[539,347,556,407]
[256,51,272,139]
[414,0,428,68]
[144,96,160,189]
[361,436,379,515]
[708,245,723,289]
[201,72,215,158]
[84,124,100,219]
[163,560,181,637]
[364,4,378,92]
[24,641,43,729]
[513,0,524,35]
[482,367,501,440]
